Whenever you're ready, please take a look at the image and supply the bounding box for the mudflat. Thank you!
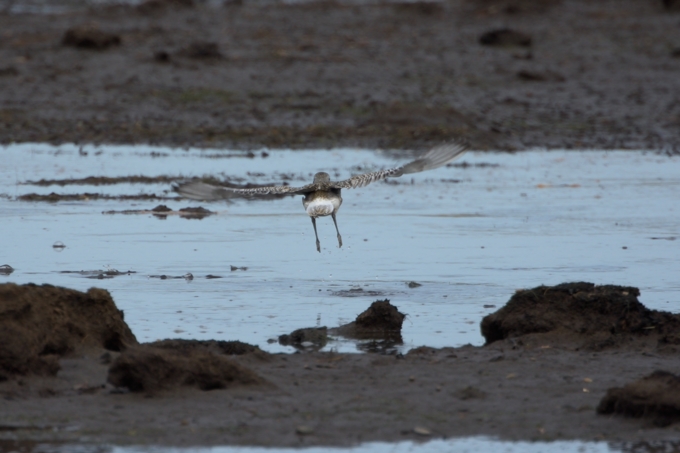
[1,0,679,151]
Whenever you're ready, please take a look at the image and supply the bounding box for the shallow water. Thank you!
[1,144,679,353]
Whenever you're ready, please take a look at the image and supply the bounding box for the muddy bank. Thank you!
[1,0,679,151]
[1,282,680,446]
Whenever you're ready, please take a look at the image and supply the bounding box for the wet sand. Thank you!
[1,0,679,151]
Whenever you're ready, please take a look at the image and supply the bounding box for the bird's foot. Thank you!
[337,234,343,248]
[316,239,321,253]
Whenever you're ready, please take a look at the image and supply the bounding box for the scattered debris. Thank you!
[413,426,432,436]
[454,386,488,400]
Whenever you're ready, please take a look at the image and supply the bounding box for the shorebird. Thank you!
[174,140,468,252]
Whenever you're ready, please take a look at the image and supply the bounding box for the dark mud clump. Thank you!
[517,69,565,82]
[480,282,680,350]
[479,28,532,47]
[178,206,214,218]
[180,41,223,59]
[279,327,328,351]
[25,175,178,186]
[19,193,176,202]
[330,299,405,341]
[0,283,137,379]
[331,287,384,298]
[108,344,264,392]
[102,205,213,218]
[152,204,172,213]
[59,269,136,279]
[597,370,680,427]
[62,26,121,50]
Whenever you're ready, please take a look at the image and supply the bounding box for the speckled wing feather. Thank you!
[174,181,316,201]
[332,140,468,190]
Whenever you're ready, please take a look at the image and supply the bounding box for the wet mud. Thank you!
[1,1,679,151]
[2,281,680,446]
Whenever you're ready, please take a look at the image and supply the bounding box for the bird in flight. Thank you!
[174,140,468,252]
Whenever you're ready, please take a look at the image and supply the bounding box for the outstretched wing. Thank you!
[332,140,468,190]
[174,181,316,201]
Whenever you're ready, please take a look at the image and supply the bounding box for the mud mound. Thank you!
[0,283,137,379]
[330,299,405,340]
[108,345,264,392]
[481,282,680,349]
[597,371,680,427]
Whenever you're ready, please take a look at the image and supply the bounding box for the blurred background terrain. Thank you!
[1,0,679,150]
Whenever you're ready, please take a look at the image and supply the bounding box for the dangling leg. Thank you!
[331,213,343,248]
[311,217,321,252]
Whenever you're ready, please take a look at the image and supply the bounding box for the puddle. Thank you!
[1,144,679,353]
[2,438,679,453]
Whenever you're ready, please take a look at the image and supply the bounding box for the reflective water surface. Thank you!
[1,144,679,354]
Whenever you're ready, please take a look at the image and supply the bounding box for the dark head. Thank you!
[313,172,331,184]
